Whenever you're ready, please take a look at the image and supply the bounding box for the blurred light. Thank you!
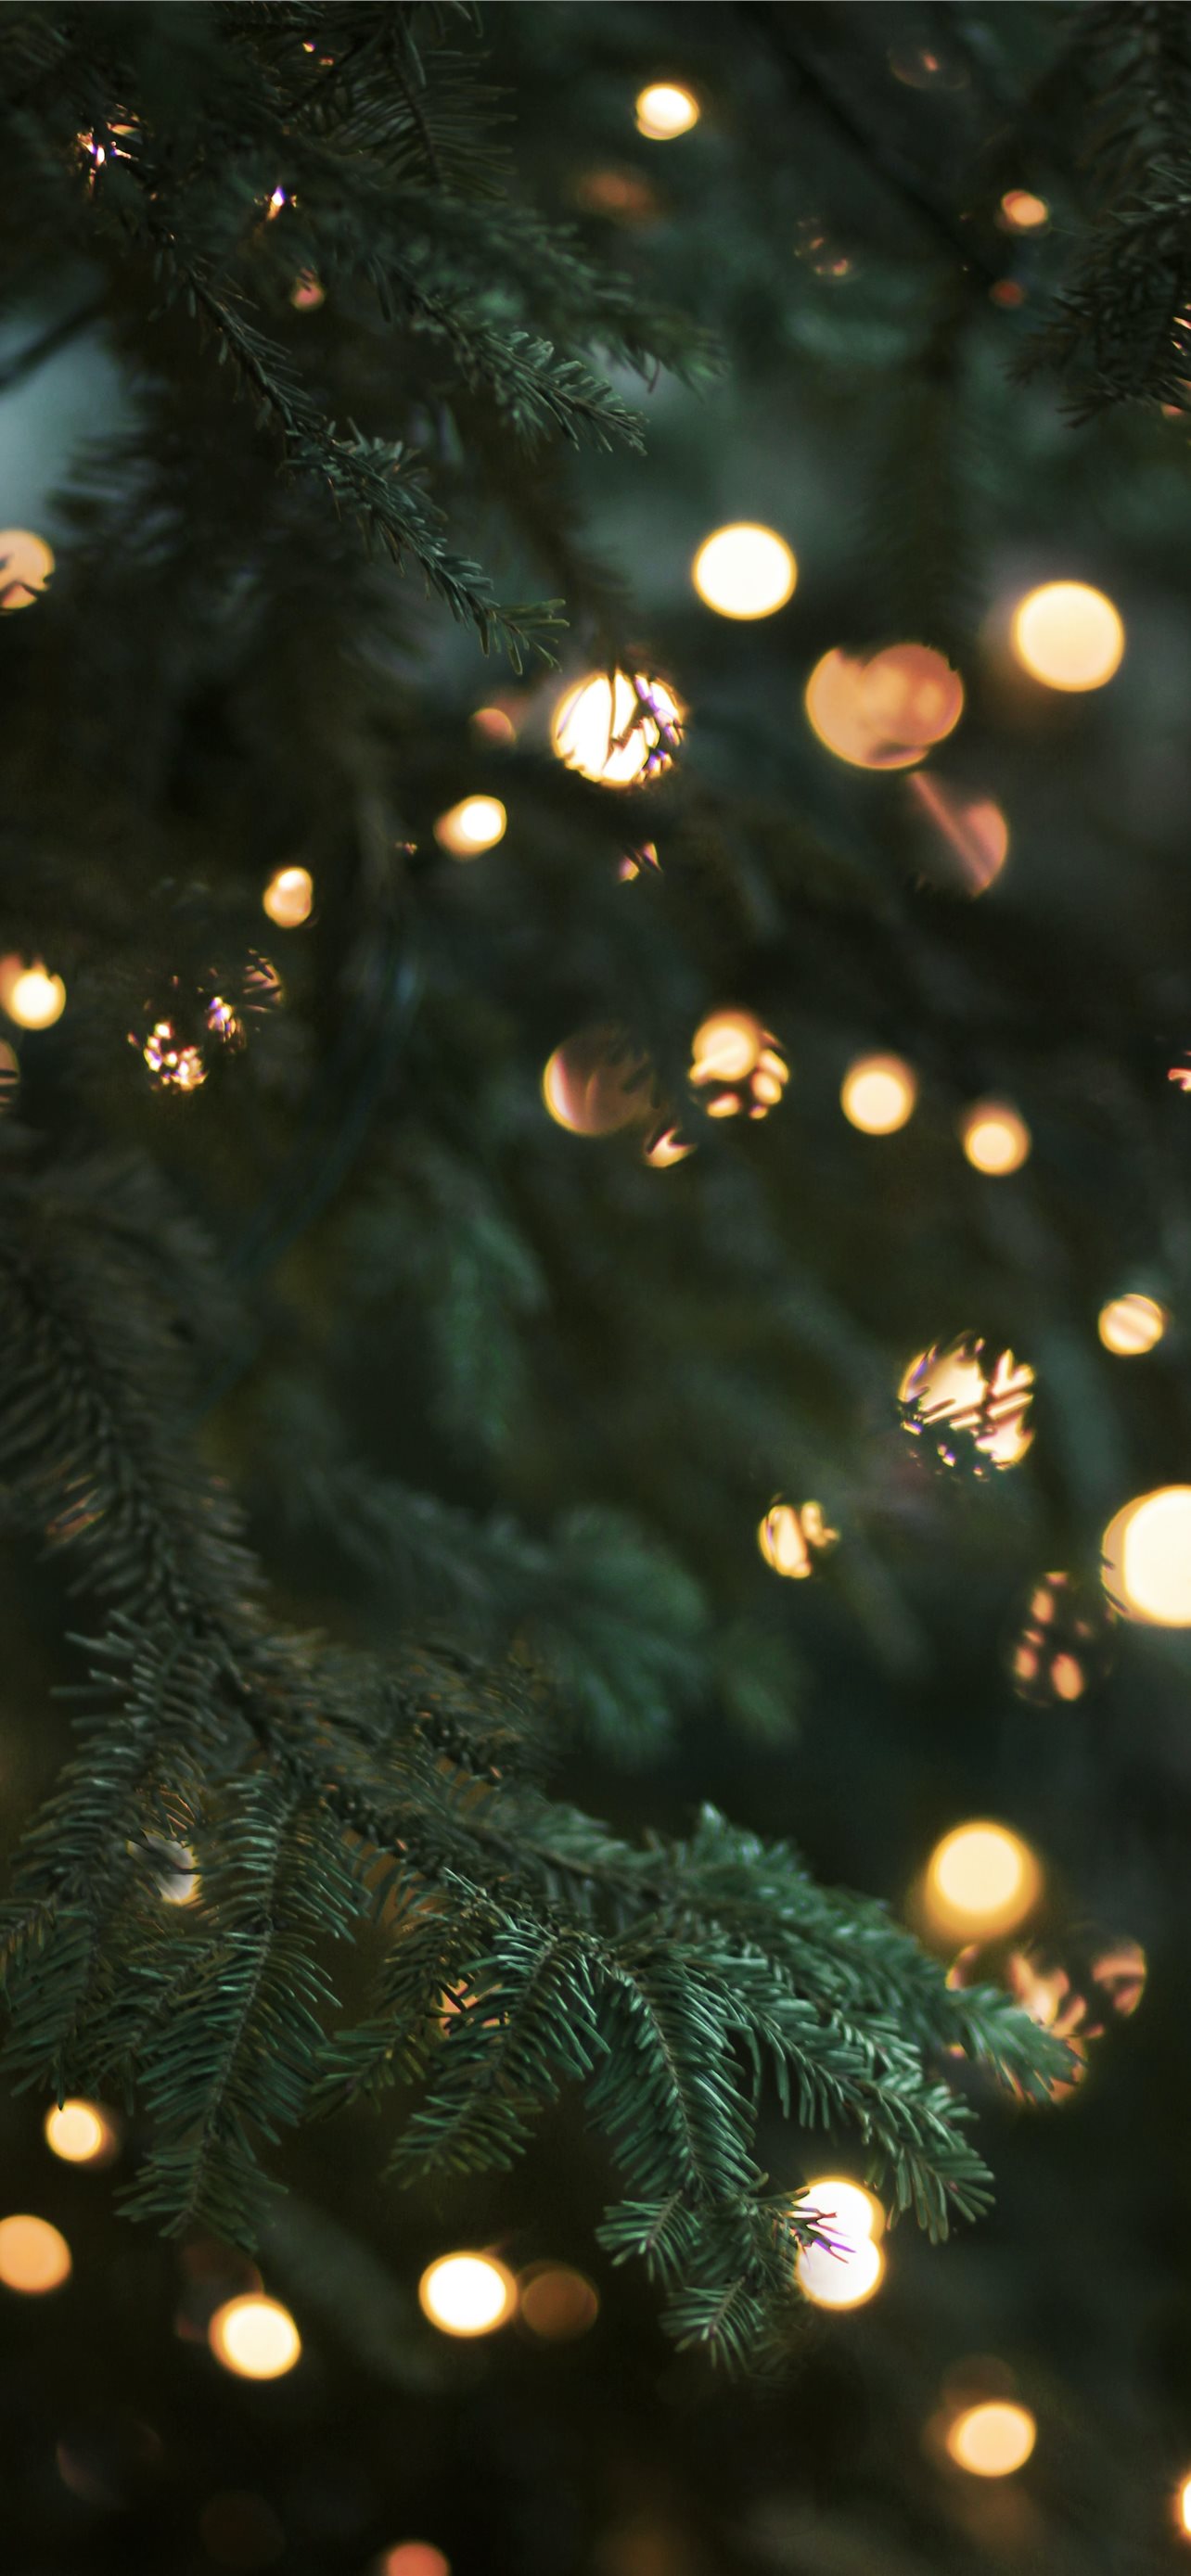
[289,270,325,311]
[469,705,517,746]
[0,1041,18,1112]
[692,524,797,619]
[519,2264,600,2340]
[1093,1938,1146,2018]
[795,216,858,281]
[990,279,1027,310]
[889,37,967,87]
[378,2549,450,2576]
[924,1823,1041,1939]
[899,1334,1034,1473]
[796,2232,883,2309]
[139,1019,207,1092]
[619,840,660,882]
[805,644,963,770]
[552,670,681,788]
[573,168,660,223]
[1178,2470,1191,2538]
[44,2099,117,2167]
[906,773,1008,895]
[643,1123,695,1168]
[266,185,287,217]
[263,865,314,929]
[1000,188,1048,232]
[634,83,699,139]
[1010,581,1124,691]
[1103,1486,1191,1624]
[199,2490,285,2567]
[542,1027,650,1136]
[802,2176,885,2246]
[959,1102,1031,1175]
[209,2294,301,2378]
[690,1011,788,1120]
[0,958,66,1028]
[154,1837,200,1904]
[433,796,506,859]
[0,529,54,609]
[946,2401,1036,2477]
[418,2251,516,2337]
[840,1052,917,1134]
[0,2213,71,2293]
[758,1499,838,1579]
[1098,1293,1167,1356]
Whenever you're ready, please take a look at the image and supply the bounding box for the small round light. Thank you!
[946,2400,1036,2478]
[802,2176,885,2246]
[0,2213,71,2294]
[1103,1486,1191,1624]
[840,1052,917,1135]
[796,2232,883,2309]
[263,865,313,928]
[634,83,699,139]
[552,670,682,789]
[959,1102,1031,1176]
[692,524,797,620]
[0,529,54,610]
[469,705,517,746]
[519,2264,599,2341]
[377,2549,451,2576]
[1010,582,1124,692]
[433,796,506,859]
[418,2251,516,2338]
[208,2293,301,2379]
[805,644,963,770]
[542,1028,650,1136]
[924,1823,1041,1940]
[0,958,66,1028]
[43,2100,117,2167]
[1000,189,1048,232]
[1097,1293,1167,1356]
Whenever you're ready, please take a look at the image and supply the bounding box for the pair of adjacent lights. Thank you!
[839,1052,1031,1171]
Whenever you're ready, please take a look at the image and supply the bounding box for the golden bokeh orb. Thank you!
[692,524,797,619]
[469,705,517,747]
[0,958,66,1029]
[924,1822,1041,1940]
[263,864,314,928]
[208,2293,301,2379]
[959,1101,1031,1176]
[1103,1486,1191,1625]
[418,2251,517,2338]
[796,2231,883,2310]
[840,1052,917,1135]
[1177,2470,1191,2538]
[1097,1293,1167,1357]
[518,2264,600,2341]
[634,82,699,139]
[805,644,963,770]
[757,1500,838,1579]
[552,670,682,788]
[378,2549,451,2576]
[1010,582,1124,692]
[0,529,54,610]
[946,2400,1037,2477]
[433,796,506,859]
[999,189,1048,232]
[43,2099,117,2167]
[542,1027,650,1136]
[0,2213,71,2294]
[802,2176,885,2248]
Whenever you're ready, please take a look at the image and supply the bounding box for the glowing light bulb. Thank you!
[924,1823,1041,1940]
[208,2293,301,2378]
[805,644,963,770]
[0,529,54,610]
[1103,1486,1191,1624]
[1010,582,1124,691]
[959,1101,1031,1176]
[634,83,699,139]
[1000,189,1048,232]
[290,270,325,310]
[757,1500,838,1578]
[643,1123,695,1168]
[1176,2469,1191,2537]
[802,2177,885,2246]
[518,2264,600,2340]
[44,2100,117,2167]
[551,670,682,788]
[796,2219,883,2310]
[946,2401,1036,2477]
[691,524,797,619]
[542,1028,650,1136]
[469,705,517,746]
[1098,1293,1167,1356]
[378,2549,451,2576]
[840,1052,917,1135]
[0,959,66,1028]
[0,2214,71,2294]
[433,796,506,859]
[263,865,314,928]
[418,2251,516,2337]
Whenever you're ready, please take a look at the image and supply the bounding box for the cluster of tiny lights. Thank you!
[1010,582,1124,691]
[433,795,506,859]
[0,528,54,610]
[692,524,797,619]
[418,2252,517,2337]
[551,670,681,788]
[0,957,66,1028]
[44,2099,116,2166]
[805,644,963,770]
[1103,1487,1191,1625]
[796,2177,884,2309]
[689,1011,788,1118]
[960,1101,1031,1176]
[634,83,699,138]
[1098,1293,1167,1356]
[1000,188,1048,231]
[208,2293,301,2378]
[946,2402,1037,2477]
[924,1823,1041,1940]
[0,2214,71,2294]
[263,864,314,928]
[840,1053,916,1135]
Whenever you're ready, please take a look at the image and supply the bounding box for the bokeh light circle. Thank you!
[418,2252,517,2337]
[946,2400,1036,2477]
[1010,582,1124,692]
[1103,1487,1191,1624]
[924,1823,1041,1939]
[692,524,796,618]
[840,1052,917,1134]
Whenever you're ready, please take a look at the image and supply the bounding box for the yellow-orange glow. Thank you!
[433,796,506,859]
[692,524,797,619]
[0,1041,18,1109]
[634,82,699,139]
[552,670,682,788]
[802,2176,885,2248]
[0,2214,71,2294]
[1178,2470,1191,2538]
[959,1102,1031,1176]
[0,958,66,1029]
[689,1012,788,1120]
[418,2251,516,2337]
[899,1335,1035,1473]
[290,270,325,310]
[796,2228,883,2310]
[1098,1293,1167,1356]
[139,1020,206,1091]
[267,185,287,218]
[469,705,517,747]
[946,2400,1036,2478]
[208,2293,301,2378]
[542,1028,650,1136]
[378,2548,450,2576]
[519,2264,599,2340]
[263,864,314,928]
[758,1500,838,1579]
[1000,188,1048,232]
[805,644,963,770]
[1103,1486,1191,1624]
[44,2100,117,2167]
[1010,582,1124,692]
[0,529,54,609]
[643,1123,695,1168]
[906,773,1008,896]
[840,1052,917,1135]
[924,1822,1041,1940]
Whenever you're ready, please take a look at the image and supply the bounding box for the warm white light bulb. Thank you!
[433,796,506,859]
[551,671,682,788]
[418,2251,516,2337]
[840,1052,917,1135]
[1103,1486,1191,1624]
[0,960,66,1029]
[0,2214,71,2294]
[44,2100,115,2166]
[692,524,797,619]
[1010,582,1124,691]
[796,2232,883,2309]
[1097,1293,1167,1357]
[946,2400,1036,2477]
[634,83,699,139]
[263,865,314,928]
[208,2293,301,2378]
[924,1822,1041,1938]
[959,1102,1031,1176]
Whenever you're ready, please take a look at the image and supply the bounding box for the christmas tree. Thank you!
[0,4,1187,2570]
